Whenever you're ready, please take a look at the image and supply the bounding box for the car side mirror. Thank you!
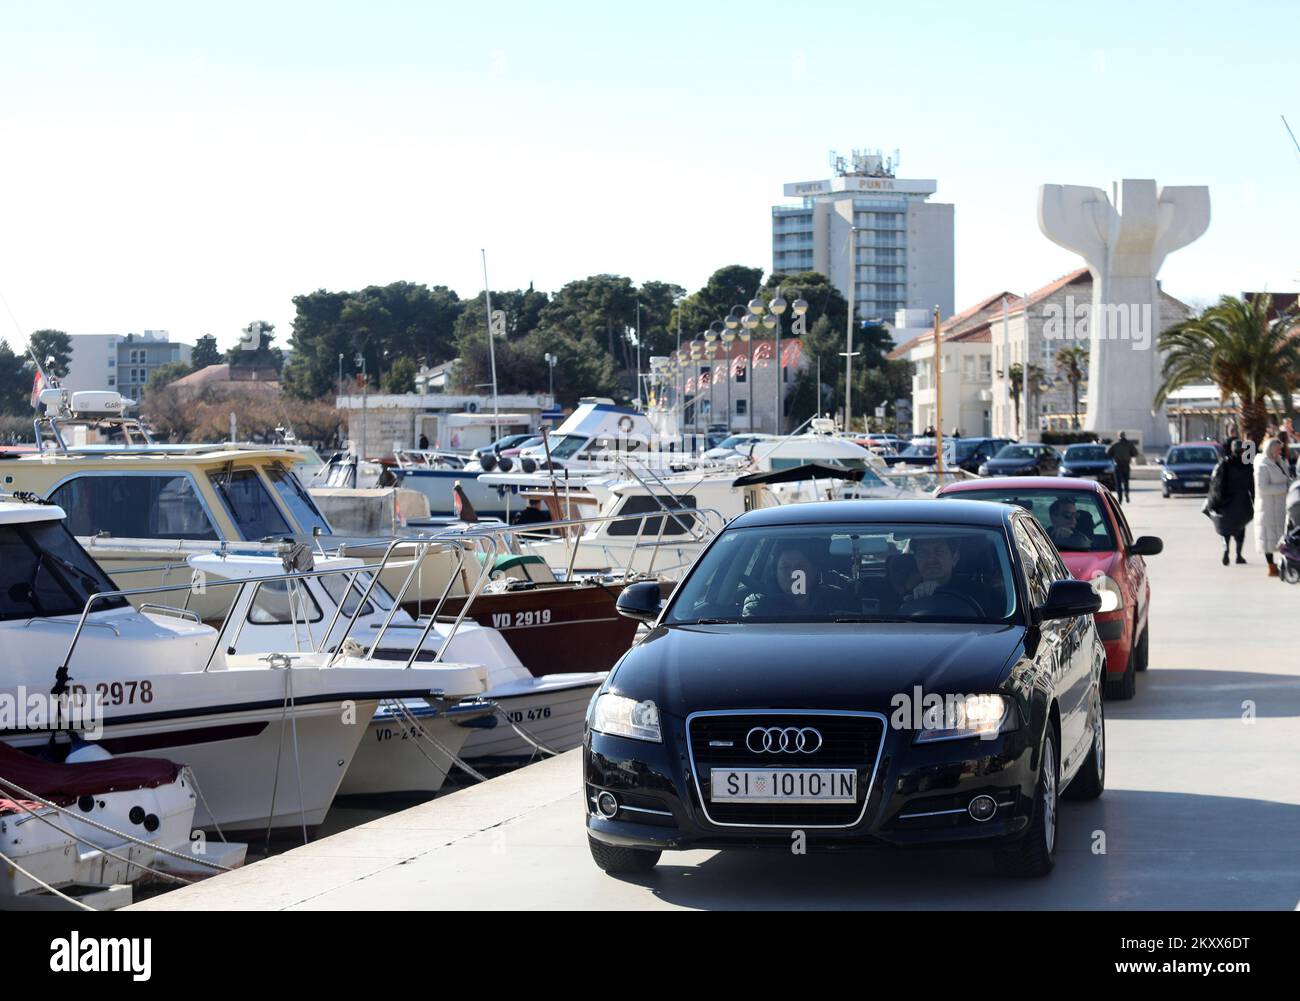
[1156,457,1165,464]
[1129,535,1163,557]
[616,580,663,623]
[1037,579,1102,622]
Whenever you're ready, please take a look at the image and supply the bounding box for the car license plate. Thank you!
[710,768,856,803]
[1186,480,1205,489]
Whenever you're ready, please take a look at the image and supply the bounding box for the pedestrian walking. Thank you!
[1106,431,1140,503]
[1207,440,1254,565]
[1253,437,1292,577]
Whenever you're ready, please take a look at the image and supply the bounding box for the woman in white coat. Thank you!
[1253,437,1291,577]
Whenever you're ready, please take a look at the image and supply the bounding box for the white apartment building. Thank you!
[772,150,955,323]
[63,330,192,398]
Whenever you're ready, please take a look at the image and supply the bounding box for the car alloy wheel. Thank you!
[1065,688,1105,800]
[995,726,1059,877]
[1041,737,1057,855]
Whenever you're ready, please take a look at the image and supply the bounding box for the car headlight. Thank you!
[589,693,661,743]
[915,694,1014,742]
[978,463,990,476]
[1089,574,1124,613]
[1162,468,1178,479]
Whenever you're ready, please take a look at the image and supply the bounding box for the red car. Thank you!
[937,476,1162,699]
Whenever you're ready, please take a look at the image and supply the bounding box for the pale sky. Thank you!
[1,0,1296,353]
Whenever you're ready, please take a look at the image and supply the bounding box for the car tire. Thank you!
[1161,486,1169,498]
[995,725,1058,878]
[1104,642,1137,700]
[588,836,661,874]
[1064,691,1104,801]
[1134,624,1149,672]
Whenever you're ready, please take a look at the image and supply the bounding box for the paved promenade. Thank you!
[133,479,1300,910]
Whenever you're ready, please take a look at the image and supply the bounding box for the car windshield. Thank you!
[943,488,1116,553]
[1168,447,1217,464]
[0,520,129,621]
[665,522,1018,625]
[1067,446,1108,461]
[901,444,935,457]
[995,445,1037,459]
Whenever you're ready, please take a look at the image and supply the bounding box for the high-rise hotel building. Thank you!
[771,151,955,322]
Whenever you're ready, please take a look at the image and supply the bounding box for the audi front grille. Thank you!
[685,710,888,828]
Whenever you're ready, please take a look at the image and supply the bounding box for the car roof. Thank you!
[730,498,1015,529]
[939,475,1107,495]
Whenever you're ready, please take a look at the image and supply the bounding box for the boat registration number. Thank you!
[491,610,552,628]
[65,681,155,706]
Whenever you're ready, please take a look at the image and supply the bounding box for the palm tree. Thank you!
[996,362,1044,437]
[1055,345,1088,429]
[1155,294,1300,444]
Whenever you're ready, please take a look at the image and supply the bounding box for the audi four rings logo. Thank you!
[746,726,823,754]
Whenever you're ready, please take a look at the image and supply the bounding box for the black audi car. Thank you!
[585,500,1106,878]
[1060,443,1117,490]
[979,443,1062,477]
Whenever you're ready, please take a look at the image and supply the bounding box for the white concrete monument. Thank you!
[1038,179,1209,449]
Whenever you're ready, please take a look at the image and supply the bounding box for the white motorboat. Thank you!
[0,495,479,833]
[0,740,246,910]
[187,551,605,767]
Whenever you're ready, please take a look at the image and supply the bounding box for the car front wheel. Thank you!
[1064,690,1104,801]
[995,726,1058,877]
[588,836,661,874]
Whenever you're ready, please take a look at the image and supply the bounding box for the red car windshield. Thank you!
[944,488,1116,553]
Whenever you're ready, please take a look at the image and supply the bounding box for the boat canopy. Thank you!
[731,463,868,487]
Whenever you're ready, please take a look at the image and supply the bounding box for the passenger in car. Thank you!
[742,538,844,619]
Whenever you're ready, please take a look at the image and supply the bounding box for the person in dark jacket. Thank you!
[1106,431,1140,503]
[1207,440,1255,565]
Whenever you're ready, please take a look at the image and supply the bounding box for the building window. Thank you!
[107,359,115,368]
[107,376,115,386]
[736,366,746,384]
[736,399,747,416]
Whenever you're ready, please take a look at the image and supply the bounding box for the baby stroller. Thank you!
[1279,524,1300,584]
[1283,484,1300,584]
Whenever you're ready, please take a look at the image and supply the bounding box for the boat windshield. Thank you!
[544,435,587,460]
[0,520,129,620]
[266,463,331,533]
[207,468,293,540]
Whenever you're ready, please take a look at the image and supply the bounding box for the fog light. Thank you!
[595,791,619,819]
[968,795,997,822]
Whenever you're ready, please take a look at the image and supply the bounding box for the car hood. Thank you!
[1063,460,1114,471]
[985,458,1038,471]
[609,622,1024,714]
[1060,548,1120,582]
[1165,463,1215,475]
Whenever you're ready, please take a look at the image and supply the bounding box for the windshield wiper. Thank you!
[833,616,912,623]
[685,617,740,625]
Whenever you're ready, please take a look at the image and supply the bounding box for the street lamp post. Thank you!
[704,324,719,435]
[337,352,344,401]
[544,352,557,401]
[845,226,861,433]
[716,320,735,433]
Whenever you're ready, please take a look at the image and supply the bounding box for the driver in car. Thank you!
[896,535,992,618]
[1046,498,1089,550]
[906,535,961,601]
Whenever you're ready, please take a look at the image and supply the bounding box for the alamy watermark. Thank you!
[1042,294,1153,351]
[0,686,104,739]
